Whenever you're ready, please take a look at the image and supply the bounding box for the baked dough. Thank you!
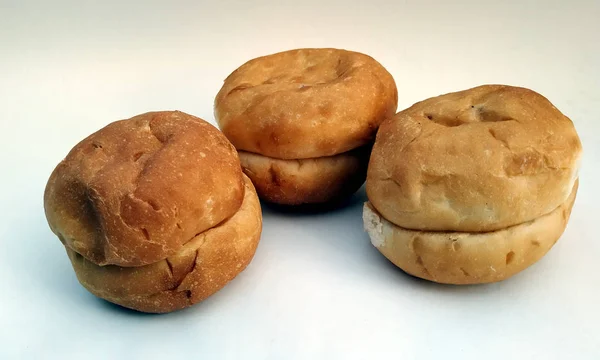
[367,85,582,232]
[44,111,244,266]
[363,181,577,285]
[214,48,398,204]
[364,85,582,284]
[44,111,262,312]
[239,146,370,205]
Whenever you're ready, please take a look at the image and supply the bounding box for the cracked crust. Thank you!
[44,111,244,267]
[363,181,578,284]
[239,146,370,205]
[66,175,262,313]
[367,85,582,232]
[214,48,398,159]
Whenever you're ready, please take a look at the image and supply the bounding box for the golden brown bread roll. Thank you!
[364,85,582,284]
[44,111,262,312]
[215,48,398,204]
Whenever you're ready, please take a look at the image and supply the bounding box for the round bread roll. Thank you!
[67,175,262,313]
[364,85,582,284]
[44,111,262,312]
[367,85,581,232]
[44,111,244,267]
[239,146,370,205]
[214,48,397,204]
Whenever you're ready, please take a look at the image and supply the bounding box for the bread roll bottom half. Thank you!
[363,181,578,285]
[239,145,370,205]
[67,176,262,313]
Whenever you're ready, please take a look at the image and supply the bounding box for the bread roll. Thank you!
[364,85,582,284]
[44,111,262,312]
[214,48,397,204]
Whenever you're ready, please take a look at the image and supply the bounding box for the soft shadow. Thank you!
[92,297,163,317]
[260,186,368,217]
[91,291,217,319]
[7,213,84,298]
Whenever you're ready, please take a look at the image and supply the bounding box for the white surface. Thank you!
[1,1,599,359]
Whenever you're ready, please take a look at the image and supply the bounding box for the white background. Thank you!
[1,0,599,359]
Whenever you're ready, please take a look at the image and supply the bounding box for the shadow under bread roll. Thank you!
[44,111,262,313]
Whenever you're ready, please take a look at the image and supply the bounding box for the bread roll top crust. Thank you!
[215,48,398,159]
[44,111,244,267]
[367,85,581,232]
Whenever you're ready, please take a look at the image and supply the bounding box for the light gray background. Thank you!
[1,0,599,359]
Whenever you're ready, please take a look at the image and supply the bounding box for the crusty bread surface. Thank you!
[44,111,244,267]
[367,85,582,232]
[215,48,398,159]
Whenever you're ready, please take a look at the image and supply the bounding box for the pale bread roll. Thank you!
[364,85,582,284]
